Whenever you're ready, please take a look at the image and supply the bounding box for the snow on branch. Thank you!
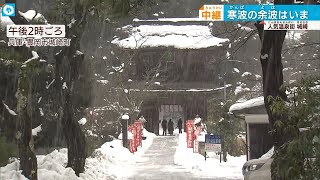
[32,124,42,136]
[2,102,17,116]
[23,51,39,65]
[78,118,87,125]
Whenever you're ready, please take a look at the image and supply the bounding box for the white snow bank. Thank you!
[112,25,229,49]
[174,133,246,179]
[0,129,156,180]
[229,96,264,113]
[32,124,42,136]
[0,149,78,180]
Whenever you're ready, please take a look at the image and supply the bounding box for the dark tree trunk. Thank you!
[256,0,317,177]
[54,48,87,176]
[255,1,293,179]
[17,108,38,180]
[5,1,38,179]
[53,0,89,176]
[15,57,45,180]
[62,93,87,175]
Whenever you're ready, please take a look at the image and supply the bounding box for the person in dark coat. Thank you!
[177,118,183,134]
[168,119,174,135]
[161,119,167,136]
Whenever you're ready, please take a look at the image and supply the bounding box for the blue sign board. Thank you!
[223,5,320,21]
[205,134,221,144]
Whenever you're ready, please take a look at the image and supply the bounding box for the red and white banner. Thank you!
[134,121,142,147]
[128,125,137,153]
[193,126,202,153]
[186,120,194,148]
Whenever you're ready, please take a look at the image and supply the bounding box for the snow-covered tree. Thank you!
[269,76,320,179]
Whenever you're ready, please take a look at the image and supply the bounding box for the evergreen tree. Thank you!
[270,76,320,179]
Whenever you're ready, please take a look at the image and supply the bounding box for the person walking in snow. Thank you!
[168,119,174,135]
[177,118,183,134]
[162,119,167,136]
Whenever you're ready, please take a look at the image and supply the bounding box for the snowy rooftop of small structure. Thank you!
[229,96,265,113]
[112,18,229,49]
[129,84,232,93]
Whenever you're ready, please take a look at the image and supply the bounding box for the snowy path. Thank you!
[124,136,227,180]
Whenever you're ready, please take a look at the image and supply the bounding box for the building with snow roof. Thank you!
[229,97,272,161]
[111,18,231,134]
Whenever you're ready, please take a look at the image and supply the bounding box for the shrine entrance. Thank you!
[159,105,184,135]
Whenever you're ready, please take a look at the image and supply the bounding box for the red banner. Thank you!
[135,121,142,147]
[193,126,202,153]
[186,120,194,148]
[128,125,137,153]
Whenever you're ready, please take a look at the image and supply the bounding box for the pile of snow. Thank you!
[0,129,156,180]
[174,133,246,179]
[112,24,229,49]
[229,96,264,113]
[118,131,134,140]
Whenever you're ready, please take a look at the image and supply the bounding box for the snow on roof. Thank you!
[229,96,264,113]
[112,24,229,49]
[129,86,232,92]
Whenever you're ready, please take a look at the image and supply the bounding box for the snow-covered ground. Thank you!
[174,132,246,180]
[0,129,156,180]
